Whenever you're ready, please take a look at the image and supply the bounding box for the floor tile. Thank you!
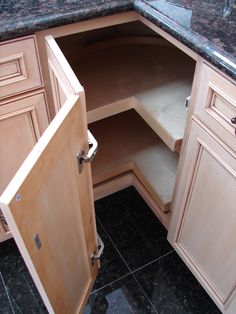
[93,220,130,291]
[95,187,172,271]
[85,274,157,314]
[0,239,47,314]
[134,251,221,314]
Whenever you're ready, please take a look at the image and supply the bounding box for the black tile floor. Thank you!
[0,187,221,313]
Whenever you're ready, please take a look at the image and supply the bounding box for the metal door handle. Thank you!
[91,233,104,265]
[231,117,236,124]
[83,130,98,163]
[77,130,98,173]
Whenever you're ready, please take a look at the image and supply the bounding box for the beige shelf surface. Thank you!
[74,41,195,152]
[90,110,179,212]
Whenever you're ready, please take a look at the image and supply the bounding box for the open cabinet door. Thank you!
[0,34,100,314]
[0,95,99,314]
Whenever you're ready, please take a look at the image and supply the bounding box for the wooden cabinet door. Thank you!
[168,119,236,313]
[0,34,99,313]
[0,95,99,314]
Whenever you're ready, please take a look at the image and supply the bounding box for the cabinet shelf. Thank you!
[90,110,178,212]
[73,39,195,152]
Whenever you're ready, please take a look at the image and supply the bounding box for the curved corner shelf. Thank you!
[90,110,179,213]
[72,37,195,152]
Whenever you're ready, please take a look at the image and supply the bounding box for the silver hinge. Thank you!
[91,233,104,266]
[77,130,98,174]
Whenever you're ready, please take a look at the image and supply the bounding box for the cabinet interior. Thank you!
[56,21,196,228]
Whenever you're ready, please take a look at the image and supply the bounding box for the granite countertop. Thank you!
[0,0,235,79]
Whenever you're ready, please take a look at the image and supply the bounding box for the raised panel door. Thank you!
[168,119,236,313]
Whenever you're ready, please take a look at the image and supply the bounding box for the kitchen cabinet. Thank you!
[0,14,235,314]
[0,17,197,312]
[41,19,196,228]
[168,64,236,314]
[0,36,49,241]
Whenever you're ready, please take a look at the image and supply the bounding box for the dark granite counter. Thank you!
[135,0,236,79]
[0,0,235,79]
[0,0,134,40]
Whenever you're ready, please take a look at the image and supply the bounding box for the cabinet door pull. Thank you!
[77,130,98,173]
[185,96,191,109]
[231,117,236,124]
[91,233,104,266]
[231,117,236,135]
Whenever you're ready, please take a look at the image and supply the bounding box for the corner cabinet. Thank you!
[0,18,197,313]
[168,63,236,314]
[1,14,236,313]
[0,35,100,313]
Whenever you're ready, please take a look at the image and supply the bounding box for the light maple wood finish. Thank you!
[36,12,138,118]
[45,34,99,281]
[93,172,133,201]
[0,36,43,100]
[45,35,83,107]
[44,33,188,214]
[194,63,236,152]
[138,15,198,61]
[70,39,194,152]
[0,95,98,314]
[36,12,197,120]
[93,172,171,229]
[168,119,236,313]
[0,91,49,194]
[90,110,178,213]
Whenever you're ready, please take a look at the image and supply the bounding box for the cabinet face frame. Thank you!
[168,118,236,313]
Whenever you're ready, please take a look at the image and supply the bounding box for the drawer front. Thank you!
[194,63,236,151]
[0,36,43,100]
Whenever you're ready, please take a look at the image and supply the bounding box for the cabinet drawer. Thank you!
[194,63,236,151]
[0,36,43,100]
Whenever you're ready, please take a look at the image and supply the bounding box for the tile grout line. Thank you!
[95,217,158,312]
[129,250,175,313]
[0,271,16,314]
[96,216,133,273]
[130,272,159,313]
[97,215,174,276]
[96,216,174,312]
[132,249,175,274]
[90,272,131,295]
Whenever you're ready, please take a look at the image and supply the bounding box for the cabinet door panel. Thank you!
[0,92,49,194]
[0,96,98,314]
[168,120,236,313]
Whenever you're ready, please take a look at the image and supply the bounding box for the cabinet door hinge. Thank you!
[77,130,98,174]
[91,233,104,266]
